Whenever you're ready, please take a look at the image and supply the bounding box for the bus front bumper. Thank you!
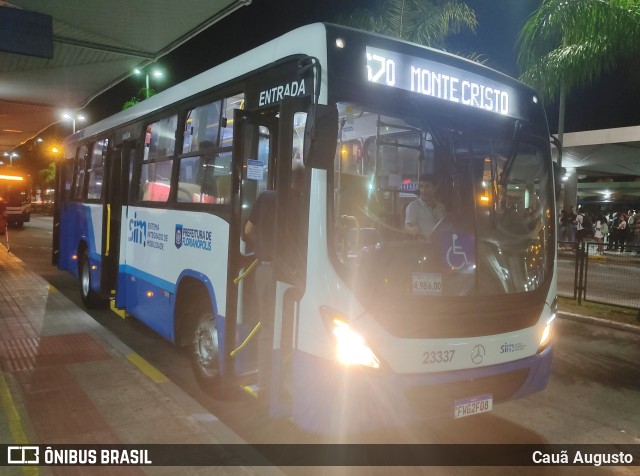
[290,345,552,434]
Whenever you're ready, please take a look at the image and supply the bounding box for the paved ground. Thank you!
[0,244,283,475]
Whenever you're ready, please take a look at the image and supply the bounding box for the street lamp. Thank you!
[61,112,86,133]
[2,152,19,167]
[134,67,164,99]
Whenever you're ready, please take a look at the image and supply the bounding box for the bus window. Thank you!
[144,115,177,162]
[177,155,201,202]
[220,93,245,148]
[140,115,177,202]
[339,140,366,175]
[139,160,173,202]
[177,151,232,204]
[87,138,108,201]
[73,144,88,201]
[182,101,222,154]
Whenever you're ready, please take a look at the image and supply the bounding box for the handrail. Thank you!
[230,322,261,358]
[233,259,258,284]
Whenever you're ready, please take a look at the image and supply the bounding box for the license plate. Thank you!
[412,272,442,295]
[453,394,493,419]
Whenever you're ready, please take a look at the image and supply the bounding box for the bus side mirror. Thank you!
[303,104,338,169]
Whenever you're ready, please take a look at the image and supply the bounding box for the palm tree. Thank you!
[518,0,640,209]
[334,0,477,48]
[518,0,640,104]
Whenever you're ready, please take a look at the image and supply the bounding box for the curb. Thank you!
[558,311,640,334]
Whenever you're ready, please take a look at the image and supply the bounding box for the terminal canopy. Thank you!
[0,0,251,157]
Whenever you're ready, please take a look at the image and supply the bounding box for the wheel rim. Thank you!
[194,317,219,378]
[81,259,90,298]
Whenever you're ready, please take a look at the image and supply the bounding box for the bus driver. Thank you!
[405,174,445,239]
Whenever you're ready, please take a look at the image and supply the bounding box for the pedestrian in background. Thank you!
[568,206,577,243]
[609,213,620,251]
[617,213,628,253]
[629,210,640,253]
[558,209,570,248]
[575,207,586,244]
[594,215,606,254]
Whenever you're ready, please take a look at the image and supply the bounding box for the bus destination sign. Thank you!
[366,46,520,117]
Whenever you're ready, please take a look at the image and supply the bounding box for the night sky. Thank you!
[85,0,640,135]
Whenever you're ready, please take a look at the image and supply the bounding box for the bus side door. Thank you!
[52,159,75,266]
[103,140,135,305]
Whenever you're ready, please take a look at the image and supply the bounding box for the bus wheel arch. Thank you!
[77,243,102,308]
[174,277,225,394]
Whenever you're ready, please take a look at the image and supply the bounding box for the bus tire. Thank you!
[79,250,102,308]
[191,310,226,396]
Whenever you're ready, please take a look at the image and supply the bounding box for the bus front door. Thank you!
[228,109,279,386]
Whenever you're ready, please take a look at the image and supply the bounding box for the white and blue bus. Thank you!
[54,23,557,433]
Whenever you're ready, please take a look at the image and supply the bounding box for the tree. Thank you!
[517,0,640,206]
[122,87,157,110]
[517,0,640,104]
[38,162,56,191]
[334,0,477,48]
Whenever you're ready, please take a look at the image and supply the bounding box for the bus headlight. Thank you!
[539,313,556,350]
[320,307,381,369]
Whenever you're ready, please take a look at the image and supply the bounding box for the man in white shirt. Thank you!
[405,174,446,239]
[575,208,585,242]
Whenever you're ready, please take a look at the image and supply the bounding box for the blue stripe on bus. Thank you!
[124,272,174,341]
[120,264,177,294]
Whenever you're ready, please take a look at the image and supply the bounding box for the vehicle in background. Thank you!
[0,171,31,227]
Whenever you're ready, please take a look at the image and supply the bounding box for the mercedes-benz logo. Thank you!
[471,344,486,364]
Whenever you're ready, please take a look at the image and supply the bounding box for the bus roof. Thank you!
[64,23,330,148]
[65,23,541,149]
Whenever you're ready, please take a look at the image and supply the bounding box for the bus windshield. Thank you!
[332,102,553,301]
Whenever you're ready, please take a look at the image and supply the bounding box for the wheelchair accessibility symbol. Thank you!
[446,233,474,270]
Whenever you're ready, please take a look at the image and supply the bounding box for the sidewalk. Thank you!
[0,245,282,475]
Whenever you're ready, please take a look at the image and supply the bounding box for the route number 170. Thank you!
[367,53,396,86]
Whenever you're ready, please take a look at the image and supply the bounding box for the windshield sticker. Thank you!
[412,272,442,295]
[246,159,265,181]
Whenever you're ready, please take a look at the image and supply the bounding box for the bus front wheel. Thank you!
[79,250,102,308]
[191,311,225,396]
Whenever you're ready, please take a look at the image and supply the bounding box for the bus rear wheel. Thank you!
[191,311,225,395]
[79,250,102,308]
